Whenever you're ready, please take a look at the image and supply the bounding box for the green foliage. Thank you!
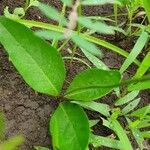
[0,17,66,96]
[50,102,90,150]
[0,0,150,150]
[65,69,121,101]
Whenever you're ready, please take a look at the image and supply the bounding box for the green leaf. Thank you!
[81,0,121,5]
[121,98,140,115]
[130,105,150,118]
[143,0,150,23]
[120,31,148,74]
[37,3,67,25]
[65,68,121,101]
[90,134,122,149]
[78,17,115,35]
[126,117,144,149]
[60,0,72,6]
[0,135,24,150]
[35,30,63,41]
[141,131,150,138]
[110,119,133,150]
[89,120,99,127]
[134,51,150,78]
[128,76,150,91]
[115,91,139,106]
[72,34,102,57]
[50,102,90,150]
[73,101,110,117]
[81,48,109,70]
[0,17,66,96]
[34,146,50,150]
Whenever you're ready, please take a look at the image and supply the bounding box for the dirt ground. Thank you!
[0,0,149,150]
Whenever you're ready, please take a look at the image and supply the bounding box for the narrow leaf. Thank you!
[34,146,49,150]
[60,0,72,6]
[141,131,150,138]
[110,119,133,150]
[130,105,150,118]
[122,98,140,115]
[72,34,102,57]
[35,30,63,41]
[90,134,122,149]
[78,17,115,35]
[134,51,150,78]
[50,102,90,150]
[0,17,66,96]
[81,48,109,70]
[115,91,139,106]
[126,117,144,149]
[38,3,67,25]
[81,0,121,5]
[120,31,148,73]
[73,101,110,117]
[65,68,121,101]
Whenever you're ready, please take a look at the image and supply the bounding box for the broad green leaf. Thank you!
[60,0,72,6]
[0,135,24,150]
[143,0,150,23]
[35,30,63,41]
[130,105,150,118]
[34,146,50,150]
[134,52,150,78]
[110,119,133,150]
[50,102,90,150]
[81,48,109,70]
[90,134,122,149]
[141,131,150,138]
[65,69,121,101]
[72,34,102,57]
[81,0,121,5]
[73,101,110,117]
[0,17,66,96]
[121,98,140,115]
[38,3,67,25]
[78,17,115,35]
[120,31,148,74]
[115,91,139,106]
[0,113,5,138]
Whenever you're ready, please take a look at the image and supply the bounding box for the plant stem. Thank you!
[24,0,30,11]
[16,19,141,66]
[58,39,70,51]
[63,56,91,68]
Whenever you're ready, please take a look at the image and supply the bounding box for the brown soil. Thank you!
[0,0,149,150]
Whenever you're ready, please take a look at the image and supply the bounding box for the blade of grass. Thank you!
[115,90,139,106]
[120,31,148,74]
[143,0,150,23]
[90,134,122,149]
[73,101,110,117]
[134,51,150,78]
